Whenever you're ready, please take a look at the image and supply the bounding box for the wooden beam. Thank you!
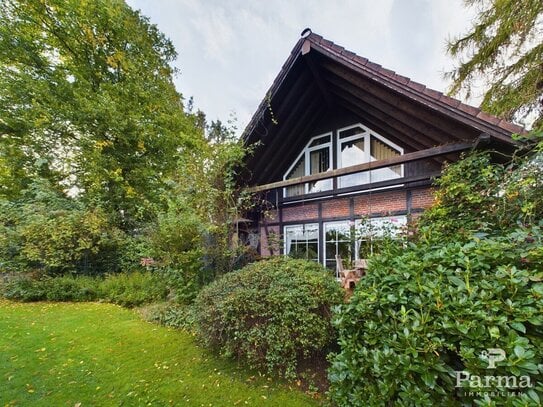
[247,141,473,193]
[331,90,430,151]
[244,71,313,171]
[251,89,324,183]
[310,43,516,144]
[281,172,441,203]
[322,64,469,145]
[331,95,448,165]
[304,54,332,107]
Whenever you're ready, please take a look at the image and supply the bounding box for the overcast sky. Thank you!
[126,0,477,133]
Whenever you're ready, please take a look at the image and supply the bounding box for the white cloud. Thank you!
[127,0,476,132]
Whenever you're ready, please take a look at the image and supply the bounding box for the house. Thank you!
[241,29,523,274]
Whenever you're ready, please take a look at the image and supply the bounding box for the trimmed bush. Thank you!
[193,257,343,379]
[328,226,543,406]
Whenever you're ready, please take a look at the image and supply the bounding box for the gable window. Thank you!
[284,133,332,197]
[337,124,403,188]
[284,224,319,262]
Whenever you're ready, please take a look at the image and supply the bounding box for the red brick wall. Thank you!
[322,198,350,218]
[353,190,407,216]
[411,188,435,209]
[257,187,436,257]
[282,203,318,222]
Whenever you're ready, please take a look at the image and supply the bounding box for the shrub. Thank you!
[0,180,127,275]
[193,257,343,379]
[328,224,543,406]
[42,275,99,301]
[2,275,45,301]
[139,302,196,330]
[99,271,168,307]
[2,274,99,302]
[1,271,170,307]
[159,267,200,305]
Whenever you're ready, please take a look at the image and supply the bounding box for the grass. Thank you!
[0,301,322,406]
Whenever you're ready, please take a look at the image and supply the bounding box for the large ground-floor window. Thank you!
[323,221,353,277]
[284,223,319,262]
[283,216,407,277]
[355,216,407,259]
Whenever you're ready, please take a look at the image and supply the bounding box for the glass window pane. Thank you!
[309,148,331,193]
[341,139,365,167]
[285,224,319,261]
[309,135,330,147]
[339,126,364,139]
[337,241,352,260]
[339,137,367,188]
[324,221,353,273]
[370,136,402,182]
[285,156,305,197]
[325,242,336,256]
[310,148,329,174]
[354,216,407,259]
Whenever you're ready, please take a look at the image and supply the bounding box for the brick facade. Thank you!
[257,186,436,256]
[411,188,435,209]
[353,190,407,216]
[282,203,318,222]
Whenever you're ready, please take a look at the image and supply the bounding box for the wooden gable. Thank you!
[242,30,523,190]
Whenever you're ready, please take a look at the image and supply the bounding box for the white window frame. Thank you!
[354,215,407,259]
[283,223,320,261]
[323,220,354,278]
[336,123,404,188]
[283,132,333,197]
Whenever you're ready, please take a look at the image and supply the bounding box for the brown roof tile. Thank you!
[321,38,334,48]
[393,74,410,85]
[476,110,501,125]
[498,119,525,134]
[457,103,480,116]
[439,94,461,108]
[407,80,426,92]
[341,49,356,59]
[423,88,443,100]
[379,67,397,78]
[366,61,382,71]
[352,55,368,66]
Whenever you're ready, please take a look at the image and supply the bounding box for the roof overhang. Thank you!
[241,31,525,187]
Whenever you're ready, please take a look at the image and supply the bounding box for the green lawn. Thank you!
[0,301,321,406]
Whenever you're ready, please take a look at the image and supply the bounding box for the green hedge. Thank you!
[193,257,343,379]
[328,226,543,406]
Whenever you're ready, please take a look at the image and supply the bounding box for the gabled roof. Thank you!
[242,30,524,186]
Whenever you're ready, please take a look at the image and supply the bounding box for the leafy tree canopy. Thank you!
[0,0,204,227]
[447,0,543,131]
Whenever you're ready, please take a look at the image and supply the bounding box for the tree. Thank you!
[0,0,204,227]
[447,0,543,131]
